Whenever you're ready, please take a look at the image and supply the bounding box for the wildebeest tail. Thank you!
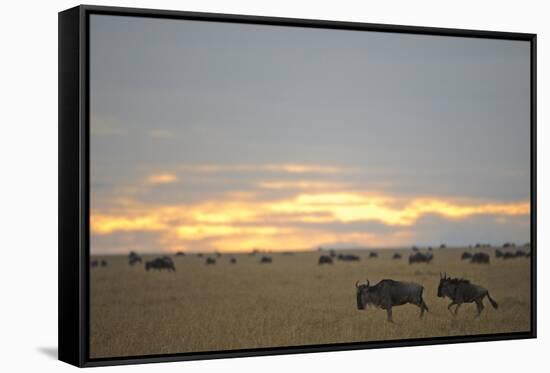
[487,292,498,309]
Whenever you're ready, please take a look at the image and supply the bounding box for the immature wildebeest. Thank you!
[337,254,360,262]
[318,255,333,265]
[355,279,429,322]
[408,252,433,264]
[260,256,272,264]
[230,257,237,264]
[100,260,108,267]
[437,273,498,317]
[392,253,402,260]
[205,257,216,265]
[461,252,472,260]
[128,251,142,265]
[145,256,175,271]
[470,252,490,264]
[369,252,379,258]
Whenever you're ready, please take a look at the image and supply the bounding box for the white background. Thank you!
[0,0,546,371]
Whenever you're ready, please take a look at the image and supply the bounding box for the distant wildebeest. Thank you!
[515,250,528,258]
[408,252,433,264]
[175,251,185,256]
[470,252,490,264]
[128,251,142,265]
[215,252,222,258]
[503,251,517,259]
[461,252,472,260]
[392,253,402,260]
[91,260,99,268]
[503,242,516,248]
[197,253,203,258]
[440,244,446,249]
[412,246,419,252]
[337,254,360,262]
[355,279,429,322]
[318,255,333,265]
[369,252,378,258]
[329,250,336,258]
[260,256,272,264]
[145,256,175,271]
[428,247,433,252]
[205,257,216,265]
[100,260,108,267]
[437,273,498,317]
[230,257,237,264]
[495,249,503,258]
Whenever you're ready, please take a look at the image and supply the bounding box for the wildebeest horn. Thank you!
[355,280,360,288]
[444,272,447,279]
[366,279,370,287]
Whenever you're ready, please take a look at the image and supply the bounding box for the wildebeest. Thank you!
[369,252,378,258]
[215,252,222,258]
[337,254,360,262]
[329,250,336,258]
[470,252,490,264]
[100,260,108,267]
[205,257,216,265]
[175,251,185,256]
[440,244,447,249]
[91,260,98,268]
[392,253,402,260]
[408,252,433,264]
[355,279,429,322]
[128,251,142,265]
[318,255,333,265]
[461,252,472,260]
[230,257,237,264]
[437,273,498,316]
[412,246,419,252]
[260,256,272,264]
[145,256,175,271]
[495,249,503,258]
[502,242,516,248]
[515,249,528,258]
[503,251,517,259]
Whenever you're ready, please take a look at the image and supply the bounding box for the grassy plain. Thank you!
[90,248,531,358]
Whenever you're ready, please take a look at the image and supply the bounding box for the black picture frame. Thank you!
[58,4,537,368]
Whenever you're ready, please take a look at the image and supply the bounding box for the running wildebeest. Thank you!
[145,256,175,271]
[337,254,360,262]
[461,252,473,260]
[260,256,272,264]
[392,253,402,260]
[100,260,108,267]
[128,251,142,265]
[437,273,498,317]
[369,252,378,258]
[230,257,237,264]
[470,252,490,264]
[355,279,429,322]
[318,255,333,265]
[205,257,216,265]
[408,252,433,264]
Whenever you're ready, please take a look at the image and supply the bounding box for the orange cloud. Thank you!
[90,190,530,252]
[146,173,178,185]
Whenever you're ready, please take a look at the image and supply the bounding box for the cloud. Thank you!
[146,173,178,185]
[177,163,357,175]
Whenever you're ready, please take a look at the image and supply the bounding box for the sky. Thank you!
[89,14,531,254]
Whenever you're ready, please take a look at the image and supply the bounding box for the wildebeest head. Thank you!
[437,272,454,298]
[355,280,372,310]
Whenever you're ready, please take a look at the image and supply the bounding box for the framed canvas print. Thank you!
[58,5,537,367]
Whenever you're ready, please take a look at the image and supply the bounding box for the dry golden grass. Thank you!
[90,248,531,358]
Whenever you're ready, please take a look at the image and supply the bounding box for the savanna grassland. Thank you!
[89,248,531,358]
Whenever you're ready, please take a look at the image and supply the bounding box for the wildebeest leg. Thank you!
[454,303,461,315]
[418,300,429,319]
[386,308,394,323]
[447,302,456,315]
[475,299,484,317]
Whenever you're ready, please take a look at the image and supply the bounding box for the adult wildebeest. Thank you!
[408,252,433,264]
[329,250,336,258]
[260,256,272,263]
[437,273,498,317]
[495,249,503,258]
[412,246,419,252]
[91,260,99,268]
[100,260,108,267]
[503,251,517,259]
[145,256,175,271]
[470,252,490,264]
[369,252,378,258]
[318,255,333,265]
[337,254,360,262]
[175,251,185,256]
[440,244,447,249]
[205,257,216,265]
[392,253,402,260]
[461,252,472,260]
[355,279,429,322]
[515,250,528,258]
[230,257,237,264]
[128,251,142,265]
